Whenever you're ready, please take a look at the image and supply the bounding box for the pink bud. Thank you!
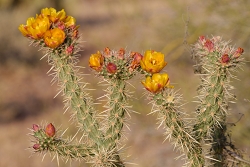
[57,21,66,30]
[66,45,74,55]
[106,63,117,74]
[32,124,39,132]
[204,39,214,52]
[33,143,40,150]
[199,35,206,42]
[221,54,230,64]
[45,123,56,137]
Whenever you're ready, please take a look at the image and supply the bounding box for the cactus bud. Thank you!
[117,48,125,59]
[104,47,111,57]
[66,45,74,55]
[45,123,56,137]
[204,39,214,52]
[130,52,143,69]
[233,47,244,59]
[106,63,117,74]
[32,124,39,132]
[33,143,40,150]
[221,54,230,64]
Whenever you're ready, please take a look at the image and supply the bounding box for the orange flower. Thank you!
[140,50,167,73]
[43,28,65,48]
[141,73,169,93]
[19,15,51,39]
[64,16,76,27]
[89,51,104,71]
[41,8,66,23]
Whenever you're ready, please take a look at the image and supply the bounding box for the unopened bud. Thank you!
[45,123,56,137]
[66,45,74,55]
[221,54,230,64]
[204,39,214,52]
[117,48,125,59]
[233,47,244,59]
[104,47,111,57]
[32,124,39,132]
[130,52,143,69]
[106,63,117,74]
[57,21,66,30]
[199,35,206,43]
[33,143,40,150]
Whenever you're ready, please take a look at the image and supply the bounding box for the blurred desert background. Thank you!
[0,0,250,167]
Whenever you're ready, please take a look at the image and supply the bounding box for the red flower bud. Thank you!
[45,123,56,137]
[66,45,74,55]
[57,21,66,30]
[221,54,230,64]
[199,35,206,42]
[104,47,111,57]
[32,124,39,132]
[204,39,214,52]
[33,143,40,150]
[233,47,244,59]
[130,52,143,69]
[117,48,125,59]
[106,62,117,74]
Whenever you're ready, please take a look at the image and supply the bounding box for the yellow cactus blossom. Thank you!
[141,73,169,93]
[19,15,51,39]
[140,50,167,73]
[43,28,65,48]
[89,51,104,71]
[41,8,66,23]
[64,16,76,27]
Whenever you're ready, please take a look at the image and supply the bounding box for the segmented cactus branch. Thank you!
[192,36,245,165]
[152,89,204,167]
[48,51,104,147]
[103,79,128,149]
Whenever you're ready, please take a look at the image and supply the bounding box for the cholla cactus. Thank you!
[19,7,249,167]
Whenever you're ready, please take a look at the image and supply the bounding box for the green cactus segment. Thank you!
[33,129,94,158]
[194,67,228,165]
[193,36,244,165]
[48,52,104,147]
[153,89,204,167]
[103,79,127,150]
[194,67,228,140]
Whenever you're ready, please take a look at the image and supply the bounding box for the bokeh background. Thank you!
[0,0,250,167]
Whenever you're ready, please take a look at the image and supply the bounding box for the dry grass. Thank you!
[0,0,250,167]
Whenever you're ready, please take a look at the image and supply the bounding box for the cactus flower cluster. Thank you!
[19,7,78,49]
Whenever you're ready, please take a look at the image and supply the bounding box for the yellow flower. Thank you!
[141,73,169,93]
[89,51,104,71]
[41,8,66,23]
[140,50,167,73]
[18,15,51,39]
[43,28,65,48]
[64,16,76,27]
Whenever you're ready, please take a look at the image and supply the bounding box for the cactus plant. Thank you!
[19,8,249,167]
